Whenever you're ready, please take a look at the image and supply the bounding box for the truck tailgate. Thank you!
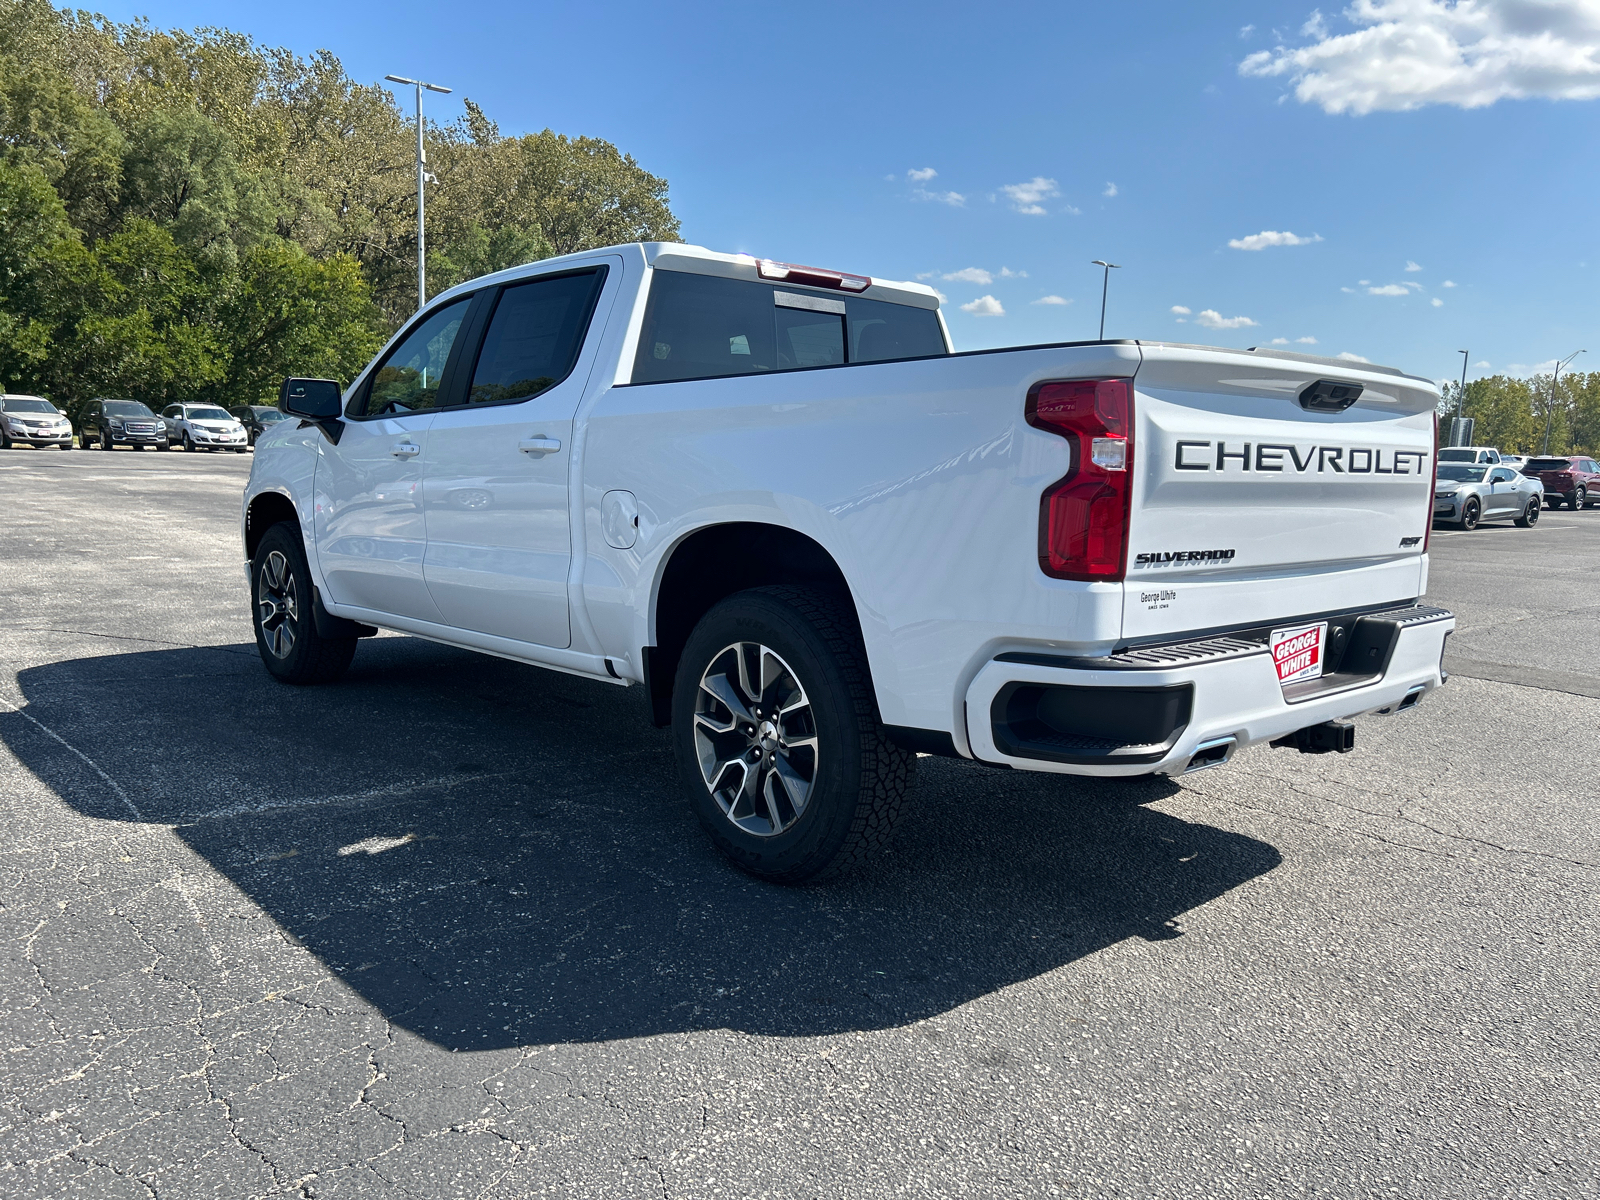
[1124,344,1436,642]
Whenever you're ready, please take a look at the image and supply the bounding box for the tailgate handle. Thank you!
[1299,379,1363,412]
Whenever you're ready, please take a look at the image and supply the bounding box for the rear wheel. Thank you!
[672,586,913,884]
[251,523,357,685]
[1459,498,1480,530]
[1578,485,1589,510]
[1515,496,1540,527]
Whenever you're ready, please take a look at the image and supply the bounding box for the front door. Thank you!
[314,296,472,621]
[422,264,615,647]
[1486,468,1517,516]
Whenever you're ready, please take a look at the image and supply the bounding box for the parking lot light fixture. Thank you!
[1090,261,1121,340]
[1542,350,1585,455]
[385,74,452,312]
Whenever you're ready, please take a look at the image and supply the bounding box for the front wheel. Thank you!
[1459,498,1480,531]
[100,430,112,451]
[1578,486,1589,510]
[1515,497,1540,527]
[672,586,913,884]
[183,432,195,452]
[251,523,357,685]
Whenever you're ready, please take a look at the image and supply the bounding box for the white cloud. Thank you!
[1368,283,1411,295]
[1032,295,1072,305]
[1303,9,1330,39]
[907,167,938,182]
[1475,359,1490,368]
[1171,305,1193,315]
[1196,309,1259,329]
[912,186,965,206]
[931,287,949,304]
[1297,336,1319,344]
[1431,296,1445,306]
[1240,23,1256,37]
[1063,204,1083,216]
[1239,0,1600,115]
[999,267,1028,278]
[1337,351,1370,362]
[1341,286,1356,293]
[1000,176,1060,215]
[943,267,994,285]
[1228,230,1324,250]
[1359,279,1370,285]
[1442,279,1457,287]
[1271,337,1290,344]
[915,271,937,280]
[960,295,1005,316]
[1405,259,1423,271]
[1103,181,1119,197]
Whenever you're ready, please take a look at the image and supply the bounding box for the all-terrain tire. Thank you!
[251,522,357,685]
[671,585,914,884]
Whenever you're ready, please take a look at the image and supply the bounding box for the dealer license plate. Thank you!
[1270,621,1328,686]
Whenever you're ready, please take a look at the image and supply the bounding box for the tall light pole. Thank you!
[1456,350,1469,418]
[1541,349,1585,455]
[386,74,452,312]
[1090,260,1120,340]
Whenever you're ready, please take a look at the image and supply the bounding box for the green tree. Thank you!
[0,156,76,392]
[119,104,277,271]
[209,243,383,404]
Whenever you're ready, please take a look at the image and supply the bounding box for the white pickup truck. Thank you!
[244,241,1453,881]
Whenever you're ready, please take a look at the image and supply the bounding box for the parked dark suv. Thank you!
[76,399,168,450]
[229,404,292,446]
[1522,455,1600,510]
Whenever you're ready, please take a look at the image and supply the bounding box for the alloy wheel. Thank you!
[1461,500,1479,531]
[692,642,819,838]
[256,550,299,659]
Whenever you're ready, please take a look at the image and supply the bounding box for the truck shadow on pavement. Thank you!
[3,636,1281,1051]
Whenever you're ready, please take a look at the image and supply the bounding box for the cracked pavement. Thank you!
[1,449,1596,1198]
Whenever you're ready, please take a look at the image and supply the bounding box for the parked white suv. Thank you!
[161,403,248,452]
[243,242,1454,881]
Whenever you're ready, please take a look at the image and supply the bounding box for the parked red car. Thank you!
[1521,455,1600,510]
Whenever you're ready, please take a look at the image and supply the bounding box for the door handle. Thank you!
[518,437,562,456]
[392,442,421,458]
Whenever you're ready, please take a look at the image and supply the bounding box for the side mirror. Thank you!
[280,378,343,420]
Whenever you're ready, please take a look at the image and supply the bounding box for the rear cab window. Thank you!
[631,270,946,385]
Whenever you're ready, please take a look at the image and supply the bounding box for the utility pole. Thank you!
[1090,260,1120,340]
[385,74,452,311]
[1542,350,1585,456]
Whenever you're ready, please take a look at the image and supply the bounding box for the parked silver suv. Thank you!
[1,395,73,449]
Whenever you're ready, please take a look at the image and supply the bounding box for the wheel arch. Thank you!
[642,522,864,728]
[244,490,299,562]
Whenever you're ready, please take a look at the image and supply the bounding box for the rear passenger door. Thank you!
[421,260,620,648]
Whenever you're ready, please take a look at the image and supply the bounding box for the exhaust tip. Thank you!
[1184,736,1237,774]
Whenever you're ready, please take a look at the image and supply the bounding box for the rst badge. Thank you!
[1270,621,1328,685]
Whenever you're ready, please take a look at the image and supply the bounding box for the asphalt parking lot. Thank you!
[1,449,1596,1199]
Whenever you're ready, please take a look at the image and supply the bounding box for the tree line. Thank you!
[0,0,681,416]
[1437,372,1599,456]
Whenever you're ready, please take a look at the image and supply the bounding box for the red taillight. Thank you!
[1026,378,1133,581]
[756,259,871,292]
[1424,412,1436,553]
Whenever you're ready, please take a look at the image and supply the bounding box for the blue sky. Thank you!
[99,0,1599,383]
